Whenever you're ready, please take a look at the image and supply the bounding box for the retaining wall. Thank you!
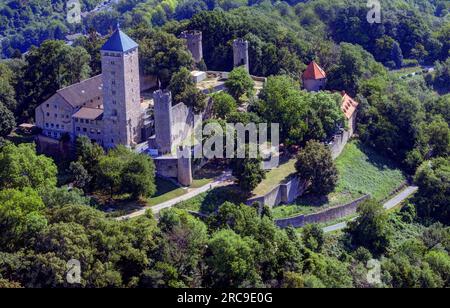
[274,195,370,228]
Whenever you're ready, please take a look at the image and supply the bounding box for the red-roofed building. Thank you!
[302,61,327,92]
[341,91,359,136]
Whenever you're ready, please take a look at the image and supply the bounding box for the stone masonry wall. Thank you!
[275,195,370,228]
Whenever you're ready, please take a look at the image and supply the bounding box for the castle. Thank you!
[35,28,145,148]
[35,28,258,186]
[35,28,357,189]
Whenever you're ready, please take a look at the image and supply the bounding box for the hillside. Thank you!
[272,141,407,218]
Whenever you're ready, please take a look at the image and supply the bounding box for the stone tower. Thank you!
[233,38,249,72]
[180,30,203,64]
[101,28,142,148]
[302,61,327,92]
[153,90,173,154]
[177,146,193,186]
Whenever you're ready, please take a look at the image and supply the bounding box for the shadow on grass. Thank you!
[199,185,248,214]
[357,141,402,172]
[153,177,180,197]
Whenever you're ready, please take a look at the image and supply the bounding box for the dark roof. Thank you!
[72,107,104,120]
[303,61,327,80]
[101,29,138,52]
[57,75,103,108]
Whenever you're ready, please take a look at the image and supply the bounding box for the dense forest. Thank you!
[0,0,449,288]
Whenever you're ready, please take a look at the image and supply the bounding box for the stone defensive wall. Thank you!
[248,131,353,208]
[274,195,370,229]
[247,177,308,208]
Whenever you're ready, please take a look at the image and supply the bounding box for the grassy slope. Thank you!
[272,141,406,219]
[253,158,297,196]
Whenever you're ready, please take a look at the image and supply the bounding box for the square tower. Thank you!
[233,38,249,72]
[180,30,203,64]
[101,28,142,148]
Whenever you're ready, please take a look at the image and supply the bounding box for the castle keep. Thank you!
[35,28,146,148]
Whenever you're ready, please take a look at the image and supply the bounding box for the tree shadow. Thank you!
[199,185,247,214]
[356,141,402,173]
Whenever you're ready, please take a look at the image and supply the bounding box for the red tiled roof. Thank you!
[341,92,359,120]
[303,61,326,80]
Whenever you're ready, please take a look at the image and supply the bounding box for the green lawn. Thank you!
[272,141,406,219]
[253,158,297,196]
[175,185,247,214]
[147,177,214,207]
[147,177,188,206]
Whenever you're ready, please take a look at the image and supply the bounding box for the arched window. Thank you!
[112,109,118,117]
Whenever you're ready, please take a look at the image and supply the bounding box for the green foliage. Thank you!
[0,188,47,251]
[302,224,325,253]
[211,92,238,119]
[40,187,91,209]
[391,42,404,69]
[0,102,15,137]
[224,66,254,102]
[231,151,266,194]
[255,75,344,145]
[17,40,91,119]
[156,209,208,287]
[168,67,207,112]
[413,157,450,225]
[346,199,392,255]
[68,161,92,191]
[129,26,193,87]
[0,143,57,191]
[96,146,156,200]
[209,202,260,235]
[295,140,338,195]
[431,58,450,92]
[206,229,261,287]
[327,43,387,96]
[0,62,17,111]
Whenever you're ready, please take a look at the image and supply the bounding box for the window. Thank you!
[46,112,50,117]
[80,119,84,123]
[45,123,49,128]
[113,100,117,105]
[61,125,65,129]
[112,80,116,85]
[75,118,78,122]
[112,90,116,95]
[97,129,101,134]
[55,114,58,118]
[111,61,115,65]
[76,127,80,132]
[54,105,57,109]
[90,129,95,134]
[51,124,54,128]
[46,104,49,108]
[56,124,59,129]
[112,109,118,117]
[83,128,87,132]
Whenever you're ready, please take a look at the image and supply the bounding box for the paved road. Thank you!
[116,171,233,221]
[322,186,418,233]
